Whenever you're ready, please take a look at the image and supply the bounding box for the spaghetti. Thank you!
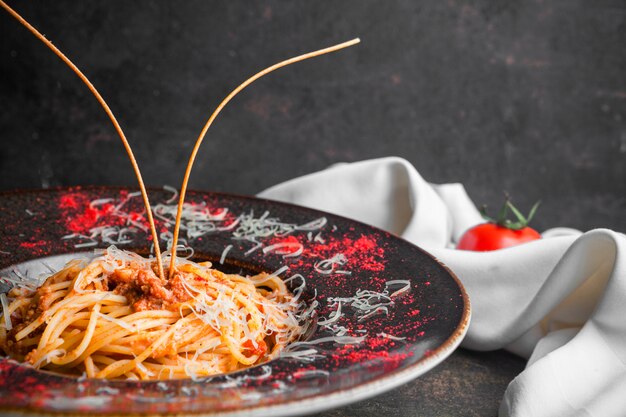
[0,246,303,380]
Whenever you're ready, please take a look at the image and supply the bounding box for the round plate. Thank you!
[0,186,470,416]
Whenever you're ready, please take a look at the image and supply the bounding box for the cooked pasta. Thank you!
[0,246,303,380]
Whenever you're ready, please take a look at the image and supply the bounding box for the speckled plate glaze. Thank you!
[0,186,470,417]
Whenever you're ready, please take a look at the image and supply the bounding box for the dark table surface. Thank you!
[312,349,525,417]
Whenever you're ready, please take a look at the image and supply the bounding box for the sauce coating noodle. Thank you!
[0,247,302,380]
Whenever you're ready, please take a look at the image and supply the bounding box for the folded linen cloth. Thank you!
[258,157,626,417]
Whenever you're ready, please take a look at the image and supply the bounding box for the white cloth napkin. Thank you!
[258,156,626,417]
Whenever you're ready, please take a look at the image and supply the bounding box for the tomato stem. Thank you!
[480,196,540,231]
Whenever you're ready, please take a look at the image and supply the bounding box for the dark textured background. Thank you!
[1,2,624,415]
[1,1,625,233]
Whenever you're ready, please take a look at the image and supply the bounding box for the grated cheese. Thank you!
[292,369,330,379]
[316,302,342,326]
[96,312,137,332]
[279,348,322,361]
[64,195,326,266]
[74,241,98,249]
[313,232,325,243]
[263,242,304,258]
[357,305,388,322]
[287,335,366,348]
[314,253,351,276]
[385,280,411,298]
[95,386,120,395]
[260,265,289,283]
[33,348,66,368]
[1,293,12,330]
[1,268,40,290]
[377,332,406,341]
[249,265,289,285]
[162,185,178,204]
[89,198,114,208]
[219,244,233,265]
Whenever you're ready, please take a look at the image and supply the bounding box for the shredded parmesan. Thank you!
[231,212,326,253]
[183,364,202,383]
[282,245,304,258]
[314,253,351,275]
[95,386,120,395]
[326,284,399,323]
[162,185,178,204]
[279,348,322,361]
[1,270,39,290]
[180,385,199,396]
[219,244,233,265]
[32,348,66,368]
[292,369,330,379]
[386,280,411,298]
[377,332,406,341]
[317,302,342,326]
[313,232,325,243]
[89,198,114,208]
[1,293,12,330]
[244,242,263,256]
[96,312,137,332]
[261,265,289,283]
[357,306,388,321]
[287,335,366,349]
[263,242,304,258]
[249,365,272,380]
[63,195,326,265]
[74,241,98,249]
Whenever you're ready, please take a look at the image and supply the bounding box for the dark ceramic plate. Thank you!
[0,186,470,417]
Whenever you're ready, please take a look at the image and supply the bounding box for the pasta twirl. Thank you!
[0,246,303,380]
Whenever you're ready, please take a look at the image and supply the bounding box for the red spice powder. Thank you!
[312,235,385,272]
[67,204,115,233]
[272,235,300,245]
[366,336,395,349]
[343,349,389,362]
[23,376,39,386]
[58,192,148,235]
[59,194,79,209]
[333,344,390,364]
[19,240,46,249]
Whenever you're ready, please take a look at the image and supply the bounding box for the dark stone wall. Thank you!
[1,1,625,232]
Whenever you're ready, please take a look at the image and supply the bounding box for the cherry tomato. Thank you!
[457,197,542,251]
[457,223,541,251]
